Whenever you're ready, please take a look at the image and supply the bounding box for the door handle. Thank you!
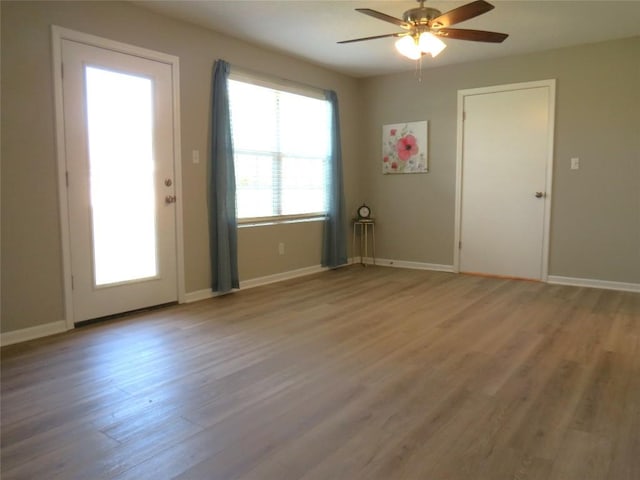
[165,195,177,204]
[535,192,544,198]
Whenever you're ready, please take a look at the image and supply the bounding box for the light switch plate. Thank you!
[571,157,579,170]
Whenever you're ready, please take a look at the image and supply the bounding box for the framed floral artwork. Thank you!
[382,121,428,174]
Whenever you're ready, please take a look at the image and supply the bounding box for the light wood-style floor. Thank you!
[1,266,639,479]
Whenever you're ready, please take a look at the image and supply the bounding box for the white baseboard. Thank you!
[1,320,68,347]
[364,257,455,273]
[547,275,640,293]
[240,264,329,289]
[184,264,333,303]
[184,288,220,303]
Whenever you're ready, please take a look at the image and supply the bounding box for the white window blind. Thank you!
[228,76,330,222]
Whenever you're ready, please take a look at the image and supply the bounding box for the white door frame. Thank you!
[52,26,185,330]
[453,79,556,280]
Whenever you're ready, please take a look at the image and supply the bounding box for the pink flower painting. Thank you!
[382,121,428,174]
[396,135,419,161]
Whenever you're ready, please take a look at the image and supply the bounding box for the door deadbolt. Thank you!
[164,178,173,187]
[535,192,544,198]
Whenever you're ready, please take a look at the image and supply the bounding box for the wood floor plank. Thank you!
[547,429,613,480]
[1,266,638,479]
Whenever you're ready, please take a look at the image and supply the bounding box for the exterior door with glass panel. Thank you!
[62,40,177,322]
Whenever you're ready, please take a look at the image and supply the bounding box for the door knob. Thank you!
[535,192,544,198]
[164,178,173,187]
[165,195,177,204]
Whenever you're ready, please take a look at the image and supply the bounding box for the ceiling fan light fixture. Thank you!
[418,31,446,57]
[341,0,508,64]
[395,31,446,60]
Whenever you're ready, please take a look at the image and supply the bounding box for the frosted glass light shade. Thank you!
[395,33,447,60]
[395,36,421,60]
[418,32,447,57]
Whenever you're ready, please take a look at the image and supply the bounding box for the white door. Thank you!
[457,82,554,280]
[62,39,178,322]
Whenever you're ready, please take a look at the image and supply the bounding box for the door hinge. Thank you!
[463,111,466,121]
[71,275,74,289]
[65,171,69,187]
[61,63,64,79]
[459,240,462,249]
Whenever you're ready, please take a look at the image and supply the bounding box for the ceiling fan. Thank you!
[338,0,508,59]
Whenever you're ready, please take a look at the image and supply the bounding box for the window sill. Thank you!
[238,215,326,228]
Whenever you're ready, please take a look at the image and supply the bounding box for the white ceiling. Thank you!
[135,1,640,78]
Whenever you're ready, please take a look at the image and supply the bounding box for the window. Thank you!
[228,77,330,222]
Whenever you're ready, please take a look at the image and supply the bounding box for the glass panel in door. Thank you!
[85,66,157,286]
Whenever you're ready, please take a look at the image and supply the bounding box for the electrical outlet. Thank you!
[278,242,285,255]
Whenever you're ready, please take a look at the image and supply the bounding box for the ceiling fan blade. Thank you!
[356,8,411,29]
[430,0,494,28]
[338,32,405,44]
[436,28,508,43]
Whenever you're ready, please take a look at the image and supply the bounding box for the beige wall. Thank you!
[360,37,640,283]
[0,1,362,333]
[238,221,324,281]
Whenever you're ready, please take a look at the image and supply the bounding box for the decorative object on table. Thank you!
[382,121,428,174]
[352,206,376,265]
[357,203,372,221]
